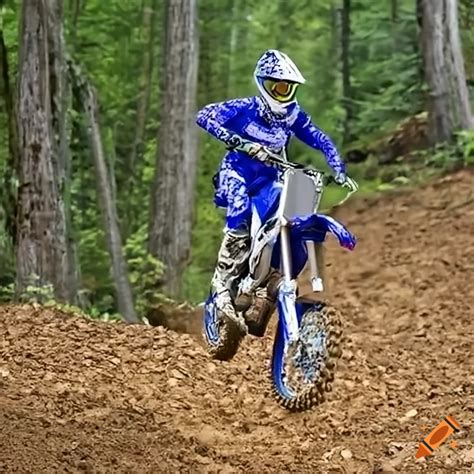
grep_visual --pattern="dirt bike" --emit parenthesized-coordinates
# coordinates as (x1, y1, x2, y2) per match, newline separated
(202, 151, 358, 411)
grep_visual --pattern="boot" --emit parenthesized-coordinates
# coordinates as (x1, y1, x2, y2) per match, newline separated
(212, 230, 250, 333)
(266, 269, 283, 301)
(235, 266, 282, 313)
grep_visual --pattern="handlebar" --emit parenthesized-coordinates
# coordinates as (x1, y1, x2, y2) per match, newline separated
(263, 149, 358, 195)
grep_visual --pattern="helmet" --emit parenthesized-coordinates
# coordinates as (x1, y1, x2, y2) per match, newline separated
(254, 50, 306, 114)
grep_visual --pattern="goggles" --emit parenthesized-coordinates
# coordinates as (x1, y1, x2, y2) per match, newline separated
(262, 79, 299, 103)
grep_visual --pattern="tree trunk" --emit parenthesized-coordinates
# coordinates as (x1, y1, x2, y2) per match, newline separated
(391, 0, 398, 23)
(230, 0, 250, 97)
(276, 0, 292, 50)
(227, 0, 239, 95)
(125, 0, 158, 226)
(445, 0, 474, 130)
(68, 0, 84, 47)
(341, 0, 353, 144)
(47, 0, 80, 303)
(220, 0, 235, 97)
(419, 0, 473, 145)
(128, 0, 158, 174)
(148, 0, 199, 297)
(420, 0, 453, 143)
(47, 0, 68, 180)
(70, 62, 141, 323)
(0, 25, 19, 245)
(16, 0, 71, 301)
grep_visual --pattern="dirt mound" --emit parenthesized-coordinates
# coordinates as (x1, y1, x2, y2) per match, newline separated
(1, 169, 473, 473)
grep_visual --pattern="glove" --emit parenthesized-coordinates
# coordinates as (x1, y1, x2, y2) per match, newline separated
(335, 170, 358, 192)
(252, 147, 271, 162)
(334, 170, 347, 185)
(334, 171, 359, 192)
(226, 134, 270, 162)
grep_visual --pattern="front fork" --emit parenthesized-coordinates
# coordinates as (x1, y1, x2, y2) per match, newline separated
(278, 224, 324, 342)
(278, 224, 299, 342)
(306, 241, 324, 292)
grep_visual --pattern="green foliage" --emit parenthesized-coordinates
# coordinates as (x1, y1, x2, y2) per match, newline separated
(349, 0, 423, 142)
(76, 215, 114, 310)
(42, 300, 123, 323)
(460, 0, 474, 86)
(0, 0, 473, 311)
(15, 277, 55, 304)
(424, 130, 474, 169)
(458, 129, 474, 164)
(357, 130, 474, 192)
(0, 282, 14, 302)
(125, 224, 165, 314)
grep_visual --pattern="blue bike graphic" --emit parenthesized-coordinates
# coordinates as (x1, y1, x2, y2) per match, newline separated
(203, 154, 357, 411)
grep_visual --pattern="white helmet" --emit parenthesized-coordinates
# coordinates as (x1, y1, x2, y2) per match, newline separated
(254, 50, 306, 114)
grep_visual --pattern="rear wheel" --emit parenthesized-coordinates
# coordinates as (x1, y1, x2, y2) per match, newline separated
(271, 302, 343, 411)
(202, 293, 244, 361)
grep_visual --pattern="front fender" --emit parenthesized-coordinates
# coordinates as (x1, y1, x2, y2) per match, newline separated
(270, 214, 356, 279)
(293, 214, 357, 250)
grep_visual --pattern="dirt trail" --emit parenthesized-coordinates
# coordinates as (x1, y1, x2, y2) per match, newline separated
(1, 169, 473, 473)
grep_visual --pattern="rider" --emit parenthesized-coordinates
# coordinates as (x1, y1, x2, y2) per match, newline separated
(196, 49, 347, 329)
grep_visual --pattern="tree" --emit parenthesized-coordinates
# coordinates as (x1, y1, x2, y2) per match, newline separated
(47, 0, 80, 302)
(419, 0, 473, 144)
(0, 13, 19, 245)
(16, 0, 74, 302)
(341, 0, 353, 144)
(391, 0, 398, 23)
(70, 62, 141, 324)
(2, 0, 473, 309)
(148, 0, 199, 297)
(125, 0, 159, 220)
(445, 0, 473, 130)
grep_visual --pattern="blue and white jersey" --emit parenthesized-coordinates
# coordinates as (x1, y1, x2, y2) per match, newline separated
(196, 96, 345, 230)
(196, 96, 344, 174)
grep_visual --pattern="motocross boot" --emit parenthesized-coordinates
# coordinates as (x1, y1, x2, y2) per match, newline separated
(242, 269, 282, 337)
(266, 268, 283, 301)
(212, 230, 250, 333)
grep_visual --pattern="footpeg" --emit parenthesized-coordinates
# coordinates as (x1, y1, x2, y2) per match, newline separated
(311, 277, 324, 292)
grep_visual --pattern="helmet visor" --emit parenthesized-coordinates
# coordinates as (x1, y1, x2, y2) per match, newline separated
(263, 79, 299, 103)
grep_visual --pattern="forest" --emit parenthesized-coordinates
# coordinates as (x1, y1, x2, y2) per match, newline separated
(0, 0, 473, 322)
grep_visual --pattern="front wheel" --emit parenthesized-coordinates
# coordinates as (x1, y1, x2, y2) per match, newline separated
(271, 302, 343, 411)
(202, 292, 244, 361)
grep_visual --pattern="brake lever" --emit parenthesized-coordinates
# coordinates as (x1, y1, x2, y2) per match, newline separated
(343, 176, 359, 193)
(264, 152, 295, 171)
(266, 156, 292, 170)
(264, 151, 330, 183)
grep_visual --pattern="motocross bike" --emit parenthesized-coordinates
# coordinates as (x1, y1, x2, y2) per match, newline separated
(202, 152, 358, 411)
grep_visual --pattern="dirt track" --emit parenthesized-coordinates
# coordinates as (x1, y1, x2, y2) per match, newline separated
(1, 169, 473, 473)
